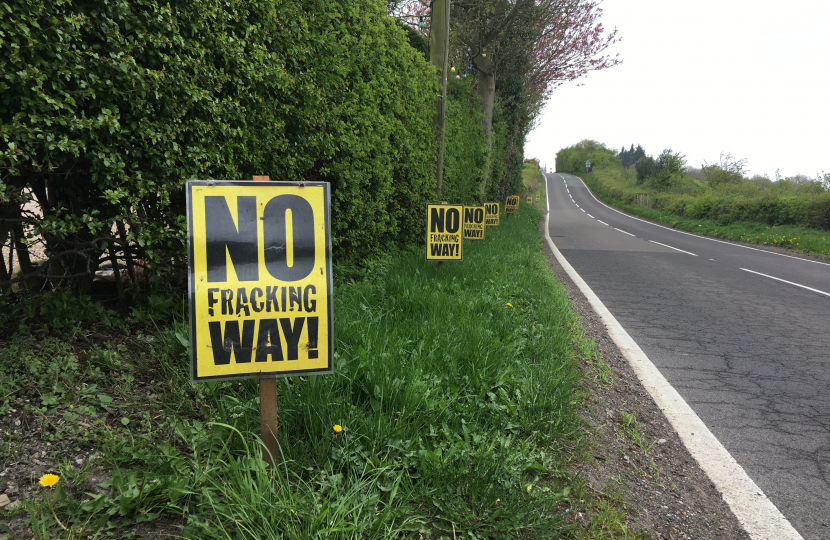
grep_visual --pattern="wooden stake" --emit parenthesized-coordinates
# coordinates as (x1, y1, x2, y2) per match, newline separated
(255, 175, 280, 469)
(260, 377, 279, 467)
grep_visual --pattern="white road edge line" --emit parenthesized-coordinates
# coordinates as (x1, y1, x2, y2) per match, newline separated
(739, 268, 830, 298)
(597, 220, 609, 226)
(649, 240, 698, 256)
(544, 174, 803, 540)
(564, 174, 830, 267)
(614, 227, 635, 236)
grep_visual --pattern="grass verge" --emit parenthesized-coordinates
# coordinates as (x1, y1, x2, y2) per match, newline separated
(0, 198, 648, 539)
(577, 173, 830, 257)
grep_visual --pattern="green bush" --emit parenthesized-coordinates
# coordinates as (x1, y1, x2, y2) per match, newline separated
(555, 140, 619, 174)
(441, 80, 487, 204)
(1, 0, 439, 292)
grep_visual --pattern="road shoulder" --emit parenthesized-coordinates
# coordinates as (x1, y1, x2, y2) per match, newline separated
(539, 220, 751, 540)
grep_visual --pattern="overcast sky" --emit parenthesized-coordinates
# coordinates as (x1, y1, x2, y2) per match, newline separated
(525, 0, 830, 179)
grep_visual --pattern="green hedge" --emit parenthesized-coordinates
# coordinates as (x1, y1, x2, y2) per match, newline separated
(1, 0, 438, 290)
(440, 80, 487, 204)
(587, 167, 830, 231)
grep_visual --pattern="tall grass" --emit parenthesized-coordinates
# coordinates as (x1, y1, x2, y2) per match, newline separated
(35, 200, 586, 539)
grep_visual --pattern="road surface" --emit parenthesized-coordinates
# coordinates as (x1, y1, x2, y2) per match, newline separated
(545, 172, 830, 540)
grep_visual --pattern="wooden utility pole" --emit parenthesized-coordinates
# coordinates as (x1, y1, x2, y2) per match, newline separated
(253, 174, 279, 469)
(430, 0, 450, 200)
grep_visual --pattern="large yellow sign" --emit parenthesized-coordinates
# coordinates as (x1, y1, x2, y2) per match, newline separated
(505, 196, 519, 214)
(485, 202, 500, 226)
(186, 181, 333, 381)
(426, 204, 463, 260)
(463, 206, 486, 240)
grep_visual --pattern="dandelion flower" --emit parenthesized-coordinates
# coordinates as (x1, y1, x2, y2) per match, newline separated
(39, 474, 59, 488)
(526, 484, 533, 492)
(333, 424, 343, 433)
(506, 303, 513, 308)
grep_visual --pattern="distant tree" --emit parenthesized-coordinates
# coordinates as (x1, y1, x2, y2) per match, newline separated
(654, 149, 686, 189)
(634, 156, 658, 184)
(632, 144, 646, 164)
(702, 152, 747, 188)
(618, 143, 645, 168)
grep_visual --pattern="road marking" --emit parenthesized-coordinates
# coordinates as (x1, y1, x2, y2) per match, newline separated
(565, 174, 830, 268)
(597, 220, 609, 226)
(649, 240, 698, 256)
(575, 204, 579, 208)
(581, 208, 586, 212)
(544, 174, 804, 540)
(740, 268, 830, 298)
(587, 214, 594, 218)
(615, 228, 635, 236)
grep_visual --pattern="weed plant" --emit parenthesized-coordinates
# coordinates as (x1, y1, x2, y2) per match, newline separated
(19, 202, 590, 539)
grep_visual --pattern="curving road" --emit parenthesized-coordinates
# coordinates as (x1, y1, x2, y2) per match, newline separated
(545, 172, 830, 540)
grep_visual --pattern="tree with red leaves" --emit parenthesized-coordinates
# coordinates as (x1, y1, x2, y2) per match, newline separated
(449, 0, 621, 191)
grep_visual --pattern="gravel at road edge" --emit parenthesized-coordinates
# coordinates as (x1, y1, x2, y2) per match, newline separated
(539, 221, 752, 540)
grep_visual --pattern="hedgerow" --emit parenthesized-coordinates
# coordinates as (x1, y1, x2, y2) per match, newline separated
(1, 0, 439, 291)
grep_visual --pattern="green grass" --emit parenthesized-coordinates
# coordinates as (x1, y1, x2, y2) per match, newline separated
(578, 173, 830, 257)
(7, 201, 652, 539)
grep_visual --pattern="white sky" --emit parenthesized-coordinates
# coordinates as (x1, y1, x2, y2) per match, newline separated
(525, 0, 830, 179)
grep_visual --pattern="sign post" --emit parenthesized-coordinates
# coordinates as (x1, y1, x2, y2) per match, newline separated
(186, 177, 333, 470)
(484, 202, 500, 226)
(462, 206, 486, 240)
(585, 160, 591, 173)
(505, 195, 519, 219)
(426, 203, 463, 264)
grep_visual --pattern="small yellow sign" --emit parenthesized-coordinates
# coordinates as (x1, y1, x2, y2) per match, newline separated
(485, 202, 500, 226)
(426, 204, 463, 261)
(505, 196, 519, 214)
(536, 193, 540, 202)
(526, 196, 532, 204)
(463, 206, 486, 240)
(186, 181, 333, 381)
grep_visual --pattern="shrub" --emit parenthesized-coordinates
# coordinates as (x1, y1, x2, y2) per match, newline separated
(1, 0, 439, 292)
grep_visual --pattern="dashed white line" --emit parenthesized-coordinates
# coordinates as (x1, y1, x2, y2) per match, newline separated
(649, 240, 698, 256)
(575, 204, 579, 208)
(740, 268, 830, 298)
(544, 174, 804, 540)
(587, 214, 594, 218)
(563, 174, 830, 268)
(581, 208, 586, 213)
(597, 220, 609, 226)
(615, 228, 635, 236)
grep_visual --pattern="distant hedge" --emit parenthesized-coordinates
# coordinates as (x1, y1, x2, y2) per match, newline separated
(1, 0, 438, 291)
(587, 168, 830, 231)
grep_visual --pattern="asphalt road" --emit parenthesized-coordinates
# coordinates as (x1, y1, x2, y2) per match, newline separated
(544, 172, 830, 540)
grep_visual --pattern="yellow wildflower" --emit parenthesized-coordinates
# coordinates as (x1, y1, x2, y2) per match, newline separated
(333, 424, 343, 433)
(506, 303, 513, 308)
(39, 474, 60, 488)
(526, 484, 533, 492)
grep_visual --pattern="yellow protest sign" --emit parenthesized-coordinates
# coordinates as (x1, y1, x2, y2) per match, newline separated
(505, 195, 519, 214)
(536, 193, 540, 202)
(462, 206, 486, 240)
(526, 196, 532, 204)
(485, 202, 500, 226)
(426, 204, 463, 260)
(186, 181, 333, 381)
